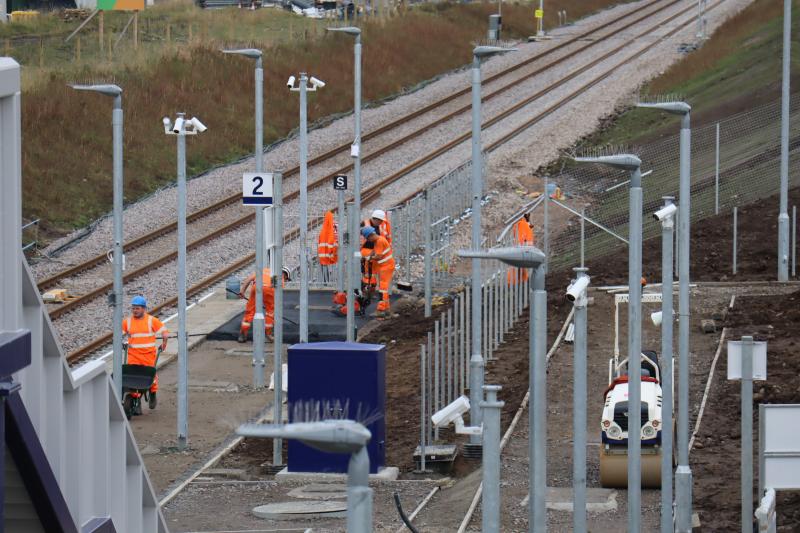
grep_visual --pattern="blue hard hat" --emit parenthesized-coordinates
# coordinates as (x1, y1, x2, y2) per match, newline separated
(131, 295, 147, 308)
(361, 226, 376, 238)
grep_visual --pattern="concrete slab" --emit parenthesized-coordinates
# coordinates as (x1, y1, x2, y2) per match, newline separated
(274, 466, 400, 483)
(520, 487, 618, 513)
(287, 483, 348, 500)
(251, 501, 347, 520)
(183, 380, 239, 393)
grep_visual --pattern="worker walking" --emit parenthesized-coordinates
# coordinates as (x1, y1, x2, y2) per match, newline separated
(122, 296, 168, 411)
(508, 212, 535, 284)
(238, 267, 275, 343)
(361, 226, 395, 316)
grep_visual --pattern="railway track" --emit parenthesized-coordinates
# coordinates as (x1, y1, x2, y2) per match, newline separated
(64, 0, 712, 364)
(39, 0, 671, 295)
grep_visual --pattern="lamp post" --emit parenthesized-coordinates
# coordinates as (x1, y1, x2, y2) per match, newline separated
(163, 113, 207, 449)
(574, 153, 643, 531)
(70, 83, 124, 397)
(468, 45, 514, 454)
(222, 48, 270, 388)
(288, 73, 325, 344)
(459, 246, 546, 533)
(637, 100, 693, 532)
(779, 0, 792, 282)
(238, 420, 373, 532)
(327, 26, 361, 333)
(567, 267, 589, 533)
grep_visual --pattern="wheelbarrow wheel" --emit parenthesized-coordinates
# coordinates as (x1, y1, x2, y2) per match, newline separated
(123, 394, 134, 420)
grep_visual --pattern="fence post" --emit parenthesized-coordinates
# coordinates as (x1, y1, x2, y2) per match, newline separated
(580, 206, 585, 268)
(792, 205, 796, 278)
(420, 344, 427, 472)
(715, 122, 720, 215)
(424, 191, 432, 317)
(428, 332, 434, 442)
(733, 206, 738, 275)
(741, 336, 754, 533)
(433, 320, 440, 441)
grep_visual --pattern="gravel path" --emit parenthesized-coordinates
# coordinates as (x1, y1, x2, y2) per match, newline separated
(47, 0, 754, 356)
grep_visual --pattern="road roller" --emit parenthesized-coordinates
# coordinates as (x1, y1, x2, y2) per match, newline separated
(599, 350, 664, 488)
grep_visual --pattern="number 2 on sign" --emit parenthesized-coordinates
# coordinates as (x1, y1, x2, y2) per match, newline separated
(252, 176, 264, 195)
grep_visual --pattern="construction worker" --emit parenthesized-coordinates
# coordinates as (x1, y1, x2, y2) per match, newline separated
(508, 212, 536, 285)
(238, 267, 275, 343)
(359, 210, 392, 289)
(122, 296, 168, 411)
(361, 226, 395, 316)
(369, 209, 392, 246)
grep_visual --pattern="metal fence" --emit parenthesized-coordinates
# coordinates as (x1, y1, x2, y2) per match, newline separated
(545, 96, 800, 273)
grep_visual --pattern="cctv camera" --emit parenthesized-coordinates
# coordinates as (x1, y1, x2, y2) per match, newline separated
(431, 396, 470, 428)
(653, 203, 677, 222)
(190, 117, 207, 133)
(287, 75, 296, 89)
(310, 76, 326, 89)
(651, 311, 663, 327)
(162, 117, 172, 134)
(566, 275, 590, 302)
(172, 117, 185, 134)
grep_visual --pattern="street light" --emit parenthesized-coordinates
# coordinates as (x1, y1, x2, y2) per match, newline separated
(163, 113, 206, 450)
(573, 153, 644, 532)
(637, 100, 693, 532)
(779, 0, 792, 282)
(326, 26, 361, 340)
(221, 48, 271, 391)
(238, 420, 372, 532)
(568, 267, 589, 533)
(468, 45, 515, 458)
(69, 83, 124, 398)
(288, 73, 324, 344)
(458, 245, 546, 533)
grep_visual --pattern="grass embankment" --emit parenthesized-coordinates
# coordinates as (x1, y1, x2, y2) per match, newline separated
(12, 0, 627, 237)
(589, 0, 800, 146)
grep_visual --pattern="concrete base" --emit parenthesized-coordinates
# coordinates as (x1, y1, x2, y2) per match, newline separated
(252, 500, 347, 520)
(521, 487, 618, 513)
(274, 466, 399, 483)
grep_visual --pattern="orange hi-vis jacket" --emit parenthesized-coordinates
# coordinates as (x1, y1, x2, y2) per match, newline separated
(122, 313, 167, 366)
(318, 211, 338, 266)
(362, 235, 395, 272)
(512, 218, 535, 245)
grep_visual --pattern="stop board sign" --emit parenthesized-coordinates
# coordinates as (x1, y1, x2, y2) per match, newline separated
(243, 173, 274, 206)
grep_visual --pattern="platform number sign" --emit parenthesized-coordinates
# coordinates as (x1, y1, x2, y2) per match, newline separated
(243, 172, 274, 206)
(333, 174, 348, 191)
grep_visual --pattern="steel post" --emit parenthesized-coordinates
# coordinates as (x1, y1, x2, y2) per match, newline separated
(298, 75, 310, 343)
(424, 191, 432, 317)
(253, 58, 266, 388)
(482, 385, 504, 533)
(420, 344, 427, 472)
(572, 267, 589, 533)
(660, 198, 675, 533)
(176, 120, 189, 450)
(405, 205, 411, 283)
(337, 190, 346, 293)
(627, 169, 643, 532)
(733, 206, 738, 275)
(715, 122, 720, 215)
(676, 112, 694, 533)
(272, 173, 284, 466)
(448, 308, 454, 401)
(580, 206, 585, 269)
(741, 336, 754, 533)
(470, 56, 485, 443)
(112, 96, 124, 398)
(530, 265, 547, 533)
(544, 175, 549, 273)
(793, 205, 797, 278)
(434, 319, 440, 417)
(537, 0, 544, 36)
(349, 35, 363, 325)
(346, 202, 356, 341)
(779, 0, 791, 281)
(346, 446, 372, 533)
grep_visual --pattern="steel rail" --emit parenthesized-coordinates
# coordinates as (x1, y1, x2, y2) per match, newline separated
(38, 0, 667, 292)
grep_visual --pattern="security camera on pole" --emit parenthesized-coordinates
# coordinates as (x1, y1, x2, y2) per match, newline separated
(69, 83, 124, 398)
(467, 45, 515, 458)
(326, 26, 361, 340)
(574, 152, 643, 532)
(163, 113, 207, 450)
(222, 48, 270, 389)
(288, 73, 325, 344)
(637, 99, 693, 532)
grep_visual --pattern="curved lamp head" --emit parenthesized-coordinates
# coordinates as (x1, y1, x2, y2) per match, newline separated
(458, 246, 545, 268)
(573, 154, 641, 171)
(221, 48, 263, 60)
(237, 419, 371, 454)
(636, 101, 691, 116)
(326, 26, 361, 36)
(69, 83, 122, 98)
(473, 45, 517, 59)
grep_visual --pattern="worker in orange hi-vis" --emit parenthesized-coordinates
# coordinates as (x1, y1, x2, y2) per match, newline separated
(318, 211, 338, 267)
(508, 212, 536, 285)
(238, 267, 275, 343)
(358, 209, 392, 292)
(361, 226, 395, 316)
(122, 295, 168, 411)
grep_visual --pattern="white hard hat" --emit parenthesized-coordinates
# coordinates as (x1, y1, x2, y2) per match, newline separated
(371, 209, 386, 221)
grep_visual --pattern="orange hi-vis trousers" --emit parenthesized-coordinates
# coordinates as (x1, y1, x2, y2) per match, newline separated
(240, 284, 275, 336)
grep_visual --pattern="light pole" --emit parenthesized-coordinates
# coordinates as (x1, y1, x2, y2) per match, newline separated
(459, 246, 546, 533)
(327, 26, 361, 331)
(468, 45, 514, 454)
(163, 113, 207, 449)
(567, 267, 589, 533)
(779, 0, 791, 282)
(574, 153, 643, 531)
(288, 73, 325, 344)
(654, 196, 676, 533)
(537, 0, 545, 38)
(239, 420, 373, 532)
(222, 48, 269, 388)
(638, 100, 693, 532)
(69, 83, 124, 398)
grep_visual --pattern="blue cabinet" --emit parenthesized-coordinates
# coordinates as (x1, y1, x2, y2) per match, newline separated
(287, 341, 386, 473)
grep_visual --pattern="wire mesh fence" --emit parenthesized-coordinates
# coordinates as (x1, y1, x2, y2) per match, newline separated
(546, 96, 800, 273)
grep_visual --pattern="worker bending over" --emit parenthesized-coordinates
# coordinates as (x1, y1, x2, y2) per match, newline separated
(122, 296, 168, 411)
(238, 267, 275, 343)
(508, 212, 535, 284)
(361, 226, 395, 316)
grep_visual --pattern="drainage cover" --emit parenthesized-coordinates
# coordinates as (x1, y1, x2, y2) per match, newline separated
(287, 483, 348, 500)
(252, 501, 347, 520)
